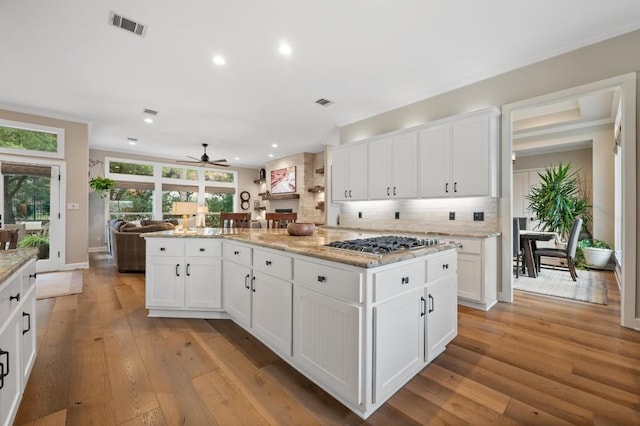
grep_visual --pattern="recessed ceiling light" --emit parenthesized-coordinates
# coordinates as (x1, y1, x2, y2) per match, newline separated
(234, 157, 240, 160)
(144, 117, 153, 124)
(268, 154, 274, 158)
(278, 41, 292, 56)
(127, 137, 137, 145)
(271, 143, 278, 148)
(212, 55, 226, 66)
(129, 141, 136, 145)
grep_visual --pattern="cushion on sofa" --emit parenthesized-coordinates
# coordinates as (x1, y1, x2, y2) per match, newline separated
(140, 219, 179, 226)
(120, 223, 175, 233)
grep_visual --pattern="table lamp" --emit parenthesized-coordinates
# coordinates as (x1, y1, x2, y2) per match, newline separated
(172, 202, 199, 233)
(197, 205, 208, 227)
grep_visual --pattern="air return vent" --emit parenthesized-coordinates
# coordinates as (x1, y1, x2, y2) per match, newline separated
(315, 98, 334, 107)
(109, 11, 147, 37)
(143, 108, 158, 115)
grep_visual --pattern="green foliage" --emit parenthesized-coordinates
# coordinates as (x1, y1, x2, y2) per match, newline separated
(89, 177, 116, 198)
(578, 239, 612, 250)
(0, 126, 57, 152)
(109, 161, 153, 176)
(526, 163, 591, 241)
(18, 234, 49, 248)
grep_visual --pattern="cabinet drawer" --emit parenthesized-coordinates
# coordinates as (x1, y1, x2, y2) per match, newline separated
(294, 259, 362, 303)
(0, 272, 21, 325)
(372, 260, 424, 303)
(452, 238, 481, 255)
(426, 250, 457, 283)
(223, 241, 252, 265)
(253, 248, 292, 280)
(146, 239, 183, 257)
(185, 239, 221, 257)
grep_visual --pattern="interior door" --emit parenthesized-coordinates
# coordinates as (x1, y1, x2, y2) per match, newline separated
(0, 161, 60, 272)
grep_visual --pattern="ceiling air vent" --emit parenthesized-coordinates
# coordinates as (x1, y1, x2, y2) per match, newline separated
(127, 137, 138, 142)
(143, 108, 158, 115)
(315, 98, 334, 107)
(109, 11, 147, 37)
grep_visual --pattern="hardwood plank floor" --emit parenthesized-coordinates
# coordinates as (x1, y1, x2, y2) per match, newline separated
(15, 254, 640, 425)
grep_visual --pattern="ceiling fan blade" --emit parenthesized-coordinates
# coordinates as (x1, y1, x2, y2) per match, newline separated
(210, 159, 227, 163)
(176, 159, 203, 164)
(187, 155, 201, 161)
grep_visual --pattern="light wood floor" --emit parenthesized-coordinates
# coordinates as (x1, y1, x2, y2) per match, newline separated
(16, 254, 640, 425)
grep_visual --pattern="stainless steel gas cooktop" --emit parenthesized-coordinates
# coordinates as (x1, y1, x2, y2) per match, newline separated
(325, 235, 443, 255)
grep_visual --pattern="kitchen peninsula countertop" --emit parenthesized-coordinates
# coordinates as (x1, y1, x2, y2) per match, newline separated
(0, 248, 38, 284)
(142, 227, 458, 268)
(321, 226, 501, 239)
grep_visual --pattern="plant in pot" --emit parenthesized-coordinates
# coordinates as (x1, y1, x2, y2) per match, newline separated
(18, 234, 50, 259)
(526, 163, 591, 244)
(578, 239, 613, 269)
(89, 176, 116, 198)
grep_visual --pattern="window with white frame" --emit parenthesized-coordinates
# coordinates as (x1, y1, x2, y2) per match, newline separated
(0, 119, 65, 159)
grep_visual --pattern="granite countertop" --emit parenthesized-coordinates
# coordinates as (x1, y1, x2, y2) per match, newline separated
(320, 226, 501, 239)
(142, 227, 458, 268)
(0, 248, 38, 284)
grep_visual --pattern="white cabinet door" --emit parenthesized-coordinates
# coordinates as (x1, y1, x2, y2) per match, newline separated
(21, 288, 37, 385)
(391, 131, 418, 199)
(331, 147, 349, 202)
(222, 260, 252, 328)
(456, 252, 481, 301)
(185, 258, 222, 309)
(451, 113, 490, 197)
(0, 312, 21, 426)
(367, 137, 392, 200)
(293, 286, 362, 405)
(373, 286, 424, 403)
(146, 256, 184, 308)
(425, 274, 457, 362)
(348, 143, 368, 200)
(251, 271, 292, 356)
(418, 124, 450, 197)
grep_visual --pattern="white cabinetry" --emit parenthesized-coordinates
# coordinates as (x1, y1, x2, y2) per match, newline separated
(331, 142, 368, 202)
(0, 257, 37, 426)
(223, 242, 293, 357)
(425, 251, 458, 362)
(450, 237, 497, 311)
(368, 131, 418, 200)
(145, 238, 223, 318)
(418, 108, 499, 198)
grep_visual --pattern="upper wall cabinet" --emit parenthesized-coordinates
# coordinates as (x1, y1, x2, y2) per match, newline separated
(419, 108, 500, 198)
(331, 142, 368, 202)
(368, 131, 418, 200)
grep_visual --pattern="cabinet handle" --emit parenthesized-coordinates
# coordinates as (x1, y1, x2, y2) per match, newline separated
(393, 186, 396, 196)
(445, 182, 449, 193)
(160, 247, 166, 251)
(454, 182, 458, 193)
(199, 248, 205, 252)
(186, 264, 191, 276)
(0, 348, 9, 385)
(420, 297, 426, 317)
(387, 187, 390, 196)
(344, 190, 348, 198)
(428, 294, 434, 313)
(0, 360, 4, 390)
(251, 276, 256, 293)
(265, 260, 272, 266)
(244, 274, 250, 289)
(234, 250, 240, 255)
(401, 276, 410, 285)
(317, 275, 326, 282)
(22, 312, 31, 335)
(349, 190, 352, 198)
(9, 293, 20, 302)
(29, 273, 37, 279)
(442, 263, 449, 270)
(175, 264, 180, 277)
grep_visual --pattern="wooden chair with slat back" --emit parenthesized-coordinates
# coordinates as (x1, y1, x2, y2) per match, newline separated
(0, 229, 19, 250)
(265, 212, 297, 229)
(220, 212, 251, 229)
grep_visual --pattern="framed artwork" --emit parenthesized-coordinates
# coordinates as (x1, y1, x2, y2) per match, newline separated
(270, 166, 296, 194)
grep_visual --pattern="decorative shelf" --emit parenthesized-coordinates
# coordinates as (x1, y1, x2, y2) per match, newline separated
(262, 193, 300, 201)
(258, 192, 268, 197)
(308, 186, 325, 193)
(254, 178, 266, 184)
(315, 205, 325, 211)
(254, 206, 267, 210)
(315, 167, 325, 175)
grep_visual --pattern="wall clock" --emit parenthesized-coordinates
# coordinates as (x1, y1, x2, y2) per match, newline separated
(240, 191, 251, 210)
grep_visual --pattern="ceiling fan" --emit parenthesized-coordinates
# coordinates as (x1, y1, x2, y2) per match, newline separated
(177, 143, 228, 167)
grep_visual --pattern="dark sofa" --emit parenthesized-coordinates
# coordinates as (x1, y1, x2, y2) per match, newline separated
(107, 219, 177, 272)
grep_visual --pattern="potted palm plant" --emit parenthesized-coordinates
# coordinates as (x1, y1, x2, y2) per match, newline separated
(526, 163, 591, 242)
(578, 239, 613, 269)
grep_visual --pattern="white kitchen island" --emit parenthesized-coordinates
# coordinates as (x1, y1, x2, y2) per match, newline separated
(143, 228, 458, 419)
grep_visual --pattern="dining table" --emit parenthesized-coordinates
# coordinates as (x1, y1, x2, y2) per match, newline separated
(519, 231, 557, 277)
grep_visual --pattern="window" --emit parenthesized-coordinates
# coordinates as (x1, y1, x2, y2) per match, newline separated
(109, 184, 154, 221)
(109, 161, 153, 177)
(205, 170, 234, 183)
(162, 166, 198, 180)
(0, 119, 64, 158)
(161, 184, 198, 220)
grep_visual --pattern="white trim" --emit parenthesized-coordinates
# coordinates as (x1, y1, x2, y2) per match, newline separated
(0, 118, 65, 159)
(0, 103, 92, 125)
(500, 73, 637, 330)
(61, 262, 89, 270)
(88, 246, 108, 253)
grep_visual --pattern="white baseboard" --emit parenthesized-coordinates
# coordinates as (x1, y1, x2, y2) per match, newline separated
(88, 246, 108, 253)
(62, 262, 89, 270)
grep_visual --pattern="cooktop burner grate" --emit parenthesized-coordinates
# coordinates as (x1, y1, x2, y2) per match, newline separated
(325, 235, 442, 255)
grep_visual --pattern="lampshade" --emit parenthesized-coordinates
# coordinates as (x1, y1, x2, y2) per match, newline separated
(172, 202, 199, 215)
(197, 205, 208, 227)
(197, 206, 209, 214)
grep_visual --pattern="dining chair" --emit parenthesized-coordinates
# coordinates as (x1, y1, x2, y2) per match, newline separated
(0, 229, 19, 250)
(265, 212, 297, 229)
(512, 218, 524, 278)
(220, 212, 251, 229)
(534, 217, 583, 281)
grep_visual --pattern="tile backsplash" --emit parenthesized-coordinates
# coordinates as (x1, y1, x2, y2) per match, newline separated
(338, 197, 499, 233)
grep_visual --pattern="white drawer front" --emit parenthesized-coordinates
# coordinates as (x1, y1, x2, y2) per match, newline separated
(372, 260, 424, 303)
(185, 239, 221, 257)
(452, 238, 482, 255)
(426, 250, 457, 283)
(223, 241, 252, 266)
(146, 239, 183, 257)
(0, 273, 21, 325)
(21, 258, 37, 292)
(294, 259, 362, 303)
(253, 248, 292, 280)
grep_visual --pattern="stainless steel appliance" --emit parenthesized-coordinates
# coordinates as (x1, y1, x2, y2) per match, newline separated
(325, 235, 443, 255)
